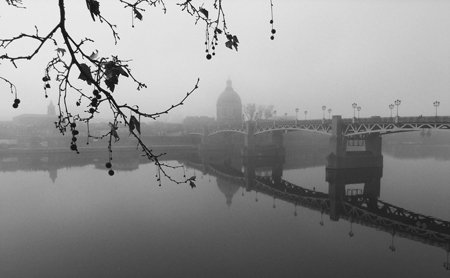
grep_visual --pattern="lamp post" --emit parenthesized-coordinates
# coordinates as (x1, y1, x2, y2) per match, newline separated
(434, 101, 440, 117)
(322, 106, 326, 119)
(273, 110, 277, 125)
(394, 99, 401, 123)
(284, 112, 287, 121)
(394, 99, 401, 117)
(328, 108, 332, 120)
(304, 110, 307, 120)
(295, 108, 299, 124)
(352, 103, 357, 123)
(389, 104, 394, 118)
(357, 106, 361, 119)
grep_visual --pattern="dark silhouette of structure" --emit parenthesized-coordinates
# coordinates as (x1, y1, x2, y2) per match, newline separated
(216, 79, 242, 124)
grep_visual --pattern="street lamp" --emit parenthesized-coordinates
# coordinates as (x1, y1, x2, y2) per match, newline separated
(394, 99, 401, 117)
(295, 108, 299, 124)
(434, 101, 440, 117)
(322, 105, 326, 119)
(352, 103, 357, 118)
(389, 104, 394, 118)
(328, 108, 332, 120)
(273, 110, 277, 125)
(357, 106, 361, 119)
(284, 112, 287, 121)
(304, 110, 307, 120)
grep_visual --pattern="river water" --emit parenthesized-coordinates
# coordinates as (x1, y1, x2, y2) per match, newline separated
(0, 143, 449, 278)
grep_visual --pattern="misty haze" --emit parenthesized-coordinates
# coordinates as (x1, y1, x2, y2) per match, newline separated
(1, 1, 450, 277)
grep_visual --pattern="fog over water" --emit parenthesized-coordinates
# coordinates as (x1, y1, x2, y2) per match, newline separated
(2, 1, 450, 277)
(0, 138, 449, 277)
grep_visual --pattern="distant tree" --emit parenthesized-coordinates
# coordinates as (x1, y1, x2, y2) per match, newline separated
(0, 0, 248, 184)
(257, 105, 265, 120)
(263, 105, 275, 119)
(243, 103, 257, 121)
(244, 104, 275, 120)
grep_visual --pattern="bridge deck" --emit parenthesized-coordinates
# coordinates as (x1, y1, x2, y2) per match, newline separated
(188, 115, 450, 136)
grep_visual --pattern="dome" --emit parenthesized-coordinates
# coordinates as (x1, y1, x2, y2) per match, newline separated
(216, 79, 242, 107)
(216, 79, 242, 122)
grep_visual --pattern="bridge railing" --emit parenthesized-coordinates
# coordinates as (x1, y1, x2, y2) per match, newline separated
(186, 116, 450, 134)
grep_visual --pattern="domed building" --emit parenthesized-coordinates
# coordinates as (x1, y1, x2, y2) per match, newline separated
(216, 79, 242, 123)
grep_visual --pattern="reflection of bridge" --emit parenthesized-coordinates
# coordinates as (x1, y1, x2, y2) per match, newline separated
(185, 155, 450, 253)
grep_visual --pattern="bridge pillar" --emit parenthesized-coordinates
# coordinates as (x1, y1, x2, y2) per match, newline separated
(223, 132, 233, 149)
(272, 131, 283, 148)
(327, 115, 347, 168)
(365, 134, 382, 157)
(243, 156, 256, 191)
(328, 178, 345, 221)
(365, 134, 383, 167)
(271, 130, 285, 156)
(202, 126, 209, 144)
(271, 156, 284, 185)
(201, 154, 210, 176)
(364, 177, 381, 210)
(241, 121, 256, 156)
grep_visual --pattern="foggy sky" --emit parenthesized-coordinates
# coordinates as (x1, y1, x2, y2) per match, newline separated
(1, 0, 450, 122)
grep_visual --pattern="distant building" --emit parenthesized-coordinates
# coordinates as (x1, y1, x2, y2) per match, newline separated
(216, 79, 242, 123)
(12, 101, 56, 128)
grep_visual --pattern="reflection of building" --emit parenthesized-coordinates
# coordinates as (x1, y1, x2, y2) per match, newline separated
(216, 79, 242, 123)
(217, 178, 241, 207)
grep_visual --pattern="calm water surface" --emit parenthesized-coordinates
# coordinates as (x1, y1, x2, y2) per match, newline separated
(0, 147, 449, 278)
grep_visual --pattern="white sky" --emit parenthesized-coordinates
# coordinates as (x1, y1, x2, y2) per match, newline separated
(1, 0, 450, 122)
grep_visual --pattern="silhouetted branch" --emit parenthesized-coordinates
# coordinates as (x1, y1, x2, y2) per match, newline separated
(0, 0, 205, 185)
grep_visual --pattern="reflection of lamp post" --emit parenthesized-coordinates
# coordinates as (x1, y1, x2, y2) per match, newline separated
(357, 106, 361, 119)
(322, 105, 326, 119)
(304, 111, 307, 120)
(273, 110, 277, 125)
(295, 108, 299, 124)
(389, 230, 396, 252)
(444, 243, 450, 270)
(328, 108, 332, 120)
(349, 220, 354, 237)
(434, 101, 440, 117)
(389, 104, 394, 118)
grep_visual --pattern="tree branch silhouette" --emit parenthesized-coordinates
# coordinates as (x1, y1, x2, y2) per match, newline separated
(1, 0, 223, 186)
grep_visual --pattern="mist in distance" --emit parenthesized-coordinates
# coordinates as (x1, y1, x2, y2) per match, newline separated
(1, 0, 449, 122)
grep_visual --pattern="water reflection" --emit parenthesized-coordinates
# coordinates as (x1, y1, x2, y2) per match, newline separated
(1, 144, 450, 275)
(186, 148, 450, 272)
(0, 148, 196, 183)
